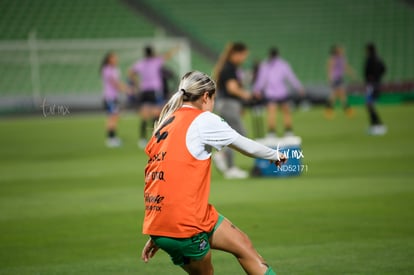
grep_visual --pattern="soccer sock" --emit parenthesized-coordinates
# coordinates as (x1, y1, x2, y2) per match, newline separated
(140, 120, 147, 139)
(107, 129, 115, 138)
(264, 267, 276, 275)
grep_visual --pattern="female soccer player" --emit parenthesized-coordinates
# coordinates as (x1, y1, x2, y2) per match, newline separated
(100, 51, 129, 148)
(325, 45, 355, 119)
(128, 46, 179, 148)
(364, 43, 387, 135)
(212, 42, 252, 179)
(141, 71, 286, 275)
(253, 47, 304, 137)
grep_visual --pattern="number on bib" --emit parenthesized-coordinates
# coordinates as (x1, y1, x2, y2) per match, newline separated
(154, 116, 175, 143)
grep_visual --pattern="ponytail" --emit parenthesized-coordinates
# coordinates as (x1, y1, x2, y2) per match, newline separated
(153, 71, 216, 134)
(100, 51, 114, 75)
(153, 90, 184, 133)
(212, 42, 247, 84)
(212, 42, 234, 84)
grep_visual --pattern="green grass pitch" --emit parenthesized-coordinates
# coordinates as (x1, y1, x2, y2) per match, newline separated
(0, 105, 413, 274)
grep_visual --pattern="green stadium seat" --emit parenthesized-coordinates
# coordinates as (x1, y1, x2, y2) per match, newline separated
(139, 0, 414, 83)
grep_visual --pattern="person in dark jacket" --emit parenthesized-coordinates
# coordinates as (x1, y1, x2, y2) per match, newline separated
(364, 43, 387, 135)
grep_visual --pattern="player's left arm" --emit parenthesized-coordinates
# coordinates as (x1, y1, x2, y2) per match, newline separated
(109, 75, 130, 94)
(229, 136, 287, 166)
(198, 112, 287, 165)
(286, 64, 305, 96)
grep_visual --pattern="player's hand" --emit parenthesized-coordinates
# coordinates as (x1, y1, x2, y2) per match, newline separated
(141, 238, 159, 263)
(271, 153, 288, 167)
(242, 92, 253, 101)
(253, 91, 262, 99)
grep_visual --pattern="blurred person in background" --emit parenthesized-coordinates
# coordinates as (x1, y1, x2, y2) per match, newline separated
(161, 66, 178, 101)
(364, 43, 387, 135)
(249, 58, 266, 139)
(129, 46, 179, 148)
(253, 47, 304, 137)
(100, 51, 129, 148)
(325, 45, 355, 119)
(212, 42, 253, 179)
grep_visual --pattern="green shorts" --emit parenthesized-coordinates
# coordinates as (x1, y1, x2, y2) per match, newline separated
(151, 214, 225, 266)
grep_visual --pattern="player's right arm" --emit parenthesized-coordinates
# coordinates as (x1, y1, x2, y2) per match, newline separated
(229, 135, 287, 166)
(226, 79, 252, 101)
(285, 63, 304, 96)
(127, 66, 139, 90)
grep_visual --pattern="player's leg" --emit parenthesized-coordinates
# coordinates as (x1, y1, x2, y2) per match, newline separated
(281, 102, 293, 136)
(150, 104, 162, 129)
(138, 106, 148, 135)
(366, 101, 380, 124)
(106, 113, 117, 139)
(104, 100, 121, 147)
(215, 99, 248, 179)
(210, 218, 276, 275)
(181, 251, 214, 275)
(337, 86, 353, 117)
(138, 104, 152, 147)
(365, 84, 386, 135)
(337, 86, 346, 106)
(328, 85, 336, 107)
(325, 85, 335, 119)
(370, 85, 383, 125)
(333, 88, 341, 106)
(107, 113, 119, 130)
(266, 102, 277, 136)
(149, 90, 162, 125)
(213, 100, 230, 174)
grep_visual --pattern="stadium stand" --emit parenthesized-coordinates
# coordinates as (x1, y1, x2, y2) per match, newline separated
(0, 0, 156, 39)
(0, 0, 156, 101)
(137, 0, 414, 83)
(0, 0, 212, 105)
(0, 0, 412, 112)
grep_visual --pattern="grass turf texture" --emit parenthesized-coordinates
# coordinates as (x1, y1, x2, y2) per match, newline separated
(0, 105, 413, 274)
